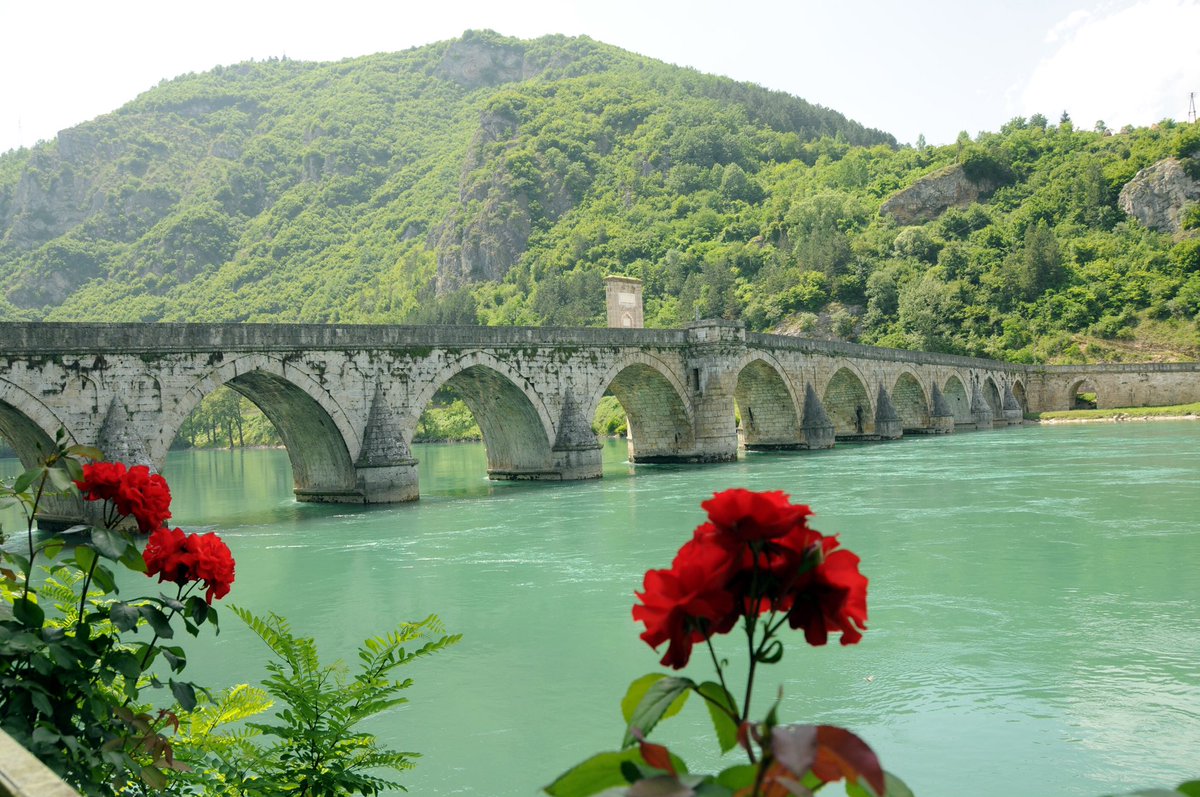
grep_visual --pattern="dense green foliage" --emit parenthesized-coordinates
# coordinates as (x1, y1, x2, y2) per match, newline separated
(1, 31, 1198, 363)
(169, 609, 458, 796)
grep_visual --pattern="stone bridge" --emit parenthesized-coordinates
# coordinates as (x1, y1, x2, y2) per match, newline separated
(1, 322, 1198, 523)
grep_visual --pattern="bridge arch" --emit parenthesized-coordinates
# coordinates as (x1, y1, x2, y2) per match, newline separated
(160, 355, 360, 500)
(983, 376, 1003, 416)
(414, 351, 557, 478)
(1011, 379, 1027, 412)
(590, 352, 694, 462)
(892, 371, 930, 431)
(943, 375, 972, 424)
(822, 365, 874, 437)
(0, 379, 85, 527)
(0, 379, 74, 467)
(729, 353, 803, 449)
(1069, 378, 1099, 409)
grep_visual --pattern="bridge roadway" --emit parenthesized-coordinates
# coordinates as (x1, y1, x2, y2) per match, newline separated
(1, 321, 1198, 522)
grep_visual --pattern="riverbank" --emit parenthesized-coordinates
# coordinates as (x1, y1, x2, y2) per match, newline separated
(1025, 402, 1200, 423)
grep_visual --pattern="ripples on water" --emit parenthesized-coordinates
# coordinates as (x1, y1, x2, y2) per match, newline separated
(2, 422, 1198, 796)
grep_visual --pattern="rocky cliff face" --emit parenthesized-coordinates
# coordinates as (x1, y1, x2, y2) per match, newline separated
(432, 106, 583, 293)
(880, 164, 993, 225)
(1118, 158, 1200, 234)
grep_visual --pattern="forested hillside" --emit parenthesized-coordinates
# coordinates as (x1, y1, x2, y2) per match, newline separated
(1, 30, 1198, 364)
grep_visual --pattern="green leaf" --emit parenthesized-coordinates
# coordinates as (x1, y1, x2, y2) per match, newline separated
(119, 543, 147, 573)
(8, 553, 31, 576)
(170, 679, 197, 711)
(65, 444, 104, 462)
(161, 645, 187, 672)
(74, 545, 97, 573)
(187, 596, 209, 626)
(1178, 782, 1200, 797)
(12, 596, 44, 627)
(61, 456, 84, 483)
(39, 539, 65, 560)
(714, 765, 757, 789)
(882, 771, 915, 797)
(139, 605, 174, 639)
(30, 689, 54, 717)
(697, 682, 739, 754)
(45, 465, 75, 492)
(90, 526, 130, 561)
(109, 602, 140, 632)
(91, 564, 117, 594)
(13, 469, 38, 495)
(545, 749, 646, 797)
(110, 650, 143, 682)
(623, 673, 669, 723)
(31, 727, 60, 747)
(623, 676, 694, 748)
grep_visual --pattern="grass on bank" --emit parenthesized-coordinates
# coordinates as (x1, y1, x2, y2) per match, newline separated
(1026, 402, 1200, 421)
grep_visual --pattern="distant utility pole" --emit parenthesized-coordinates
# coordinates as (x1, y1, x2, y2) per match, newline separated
(1190, 92, 1197, 124)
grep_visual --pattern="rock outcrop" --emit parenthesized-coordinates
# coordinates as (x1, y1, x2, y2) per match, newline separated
(1118, 158, 1200, 234)
(432, 105, 583, 293)
(880, 164, 993, 226)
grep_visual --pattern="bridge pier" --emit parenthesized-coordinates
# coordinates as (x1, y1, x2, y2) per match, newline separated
(354, 460, 420, 503)
(1002, 384, 1024, 425)
(874, 385, 903, 440)
(928, 384, 956, 434)
(970, 382, 994, 429)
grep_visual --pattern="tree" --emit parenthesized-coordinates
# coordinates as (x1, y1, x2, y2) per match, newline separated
(1017, 220, 1063, 300)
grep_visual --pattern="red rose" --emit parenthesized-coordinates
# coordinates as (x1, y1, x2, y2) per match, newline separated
(785, 537, 868, 647)
(633, 534, 739, 669)
(762, 525, 826, 598)
(189, 532, 236, 604)
(143, 527, 195, 584)
(76, 461, 127, 504)
(143, 527, 235, 604)
(76, 461, 171, 532)
(115, 465, 172, 533)
(702, 489, 814, 542)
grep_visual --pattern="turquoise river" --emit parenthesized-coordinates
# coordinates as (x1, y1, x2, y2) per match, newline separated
(3, 422, 1199, 796)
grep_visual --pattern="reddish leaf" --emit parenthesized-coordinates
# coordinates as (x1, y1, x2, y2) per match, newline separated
(769, 724, 818, 777)
(736, 762, 813, 797)
(628, 776, 695, 797)
(640, 740, 677, 775)
(812, 726, 885, 796)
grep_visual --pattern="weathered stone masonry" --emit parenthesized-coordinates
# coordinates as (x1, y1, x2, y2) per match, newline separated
(1, 321, 1197, 524)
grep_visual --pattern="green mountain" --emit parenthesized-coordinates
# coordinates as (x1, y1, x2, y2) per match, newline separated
(1, 30, 1198, 363)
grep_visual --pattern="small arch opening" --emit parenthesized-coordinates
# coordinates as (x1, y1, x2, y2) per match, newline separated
(893, 373, 930, 431)
(1071, 379, 1098, 410)
(823, 368, 873, 438)
(1012, 381, 1028, 413)
(984, 377, 1003, 416)
(603, 363, 693, 462)
(944, 376, 972, 424)
(736, 360, 802, 450)
(430, 365, 554, 479)
(168, 370, 358, 503)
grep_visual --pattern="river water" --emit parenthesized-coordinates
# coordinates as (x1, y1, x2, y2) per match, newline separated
(4, 422, 1199, 795)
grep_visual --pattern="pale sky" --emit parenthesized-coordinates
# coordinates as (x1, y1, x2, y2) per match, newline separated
(1, 0, 1197, 155)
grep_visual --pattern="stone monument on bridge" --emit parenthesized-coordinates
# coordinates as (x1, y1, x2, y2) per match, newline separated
(604, 276, 643, 328)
